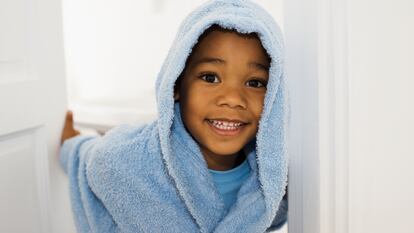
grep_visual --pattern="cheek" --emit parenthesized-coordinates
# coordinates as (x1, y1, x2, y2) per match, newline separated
(249, 93, 266, 120)
(185, 85, 210, 106)
(180, 86, 207, 121)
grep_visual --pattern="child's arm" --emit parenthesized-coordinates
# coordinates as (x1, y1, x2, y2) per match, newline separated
(59, 111, 119, 232)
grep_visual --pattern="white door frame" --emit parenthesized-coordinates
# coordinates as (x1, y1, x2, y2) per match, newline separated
(284, 0, 350, 232)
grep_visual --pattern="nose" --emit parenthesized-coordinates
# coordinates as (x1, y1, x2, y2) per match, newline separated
(216, 84, 247, 110)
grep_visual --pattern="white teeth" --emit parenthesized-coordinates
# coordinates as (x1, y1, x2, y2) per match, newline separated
(209, 120, 243, 130)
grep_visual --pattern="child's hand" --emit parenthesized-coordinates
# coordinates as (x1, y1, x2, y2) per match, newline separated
(61, 110, 81, 145)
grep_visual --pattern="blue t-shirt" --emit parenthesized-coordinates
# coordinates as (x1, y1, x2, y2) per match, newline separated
(208, 158, 251, 212)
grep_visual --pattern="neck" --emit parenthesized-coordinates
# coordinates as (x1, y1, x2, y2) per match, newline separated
(233, 150, 246, 168)
(204, 150, 246, 171)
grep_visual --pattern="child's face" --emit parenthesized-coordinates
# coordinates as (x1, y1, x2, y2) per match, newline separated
(175, 29, 270, 168)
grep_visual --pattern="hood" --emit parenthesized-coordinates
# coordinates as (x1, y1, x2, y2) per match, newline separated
(154, 0, 289, 232)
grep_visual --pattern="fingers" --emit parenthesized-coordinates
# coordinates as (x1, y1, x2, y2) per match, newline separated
(66, 110, 74, 125)
(61, 110, 80, 146)
(65, 110, 79, 132)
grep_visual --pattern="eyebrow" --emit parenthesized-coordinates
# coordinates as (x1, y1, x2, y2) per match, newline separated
(191, 56, 269, 72)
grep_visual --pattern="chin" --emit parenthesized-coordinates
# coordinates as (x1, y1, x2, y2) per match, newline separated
(209, 145, 244, 157)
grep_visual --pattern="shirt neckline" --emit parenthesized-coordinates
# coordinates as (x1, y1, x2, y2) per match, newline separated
(208, 158, 249, 174)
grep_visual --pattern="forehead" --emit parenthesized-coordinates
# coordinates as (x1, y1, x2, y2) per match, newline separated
(186, 28, 270, 66)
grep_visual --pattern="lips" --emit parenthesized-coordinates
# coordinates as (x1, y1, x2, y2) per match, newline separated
(206, 119, 247, 136)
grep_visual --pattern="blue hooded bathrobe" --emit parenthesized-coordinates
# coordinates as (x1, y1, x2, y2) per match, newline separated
(60, 0, 289, 232)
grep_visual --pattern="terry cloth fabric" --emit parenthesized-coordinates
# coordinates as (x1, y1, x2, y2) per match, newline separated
(208, 156, 251, 213)
(59, 0, 290, 232)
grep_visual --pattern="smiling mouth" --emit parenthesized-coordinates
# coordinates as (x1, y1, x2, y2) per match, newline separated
(206, 119, 247, 136)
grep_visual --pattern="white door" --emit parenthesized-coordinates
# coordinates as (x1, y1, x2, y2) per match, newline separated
(0, 0, 75, 232)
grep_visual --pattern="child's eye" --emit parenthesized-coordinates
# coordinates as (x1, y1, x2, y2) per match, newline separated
(200, 73, 219, 83)
(246, 79, 267, 88)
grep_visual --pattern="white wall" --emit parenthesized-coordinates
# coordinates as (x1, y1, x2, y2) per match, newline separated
(347, 1, 414, 232)
(62, 0, 284, 132)
(284, 0, 414, 232)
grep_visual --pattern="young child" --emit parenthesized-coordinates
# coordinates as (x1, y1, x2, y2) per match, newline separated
(60, 0, 289, 232)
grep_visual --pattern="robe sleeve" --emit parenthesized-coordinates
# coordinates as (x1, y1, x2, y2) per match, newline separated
(59, 135, 120, 233)
(266, 194, 288, 232)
